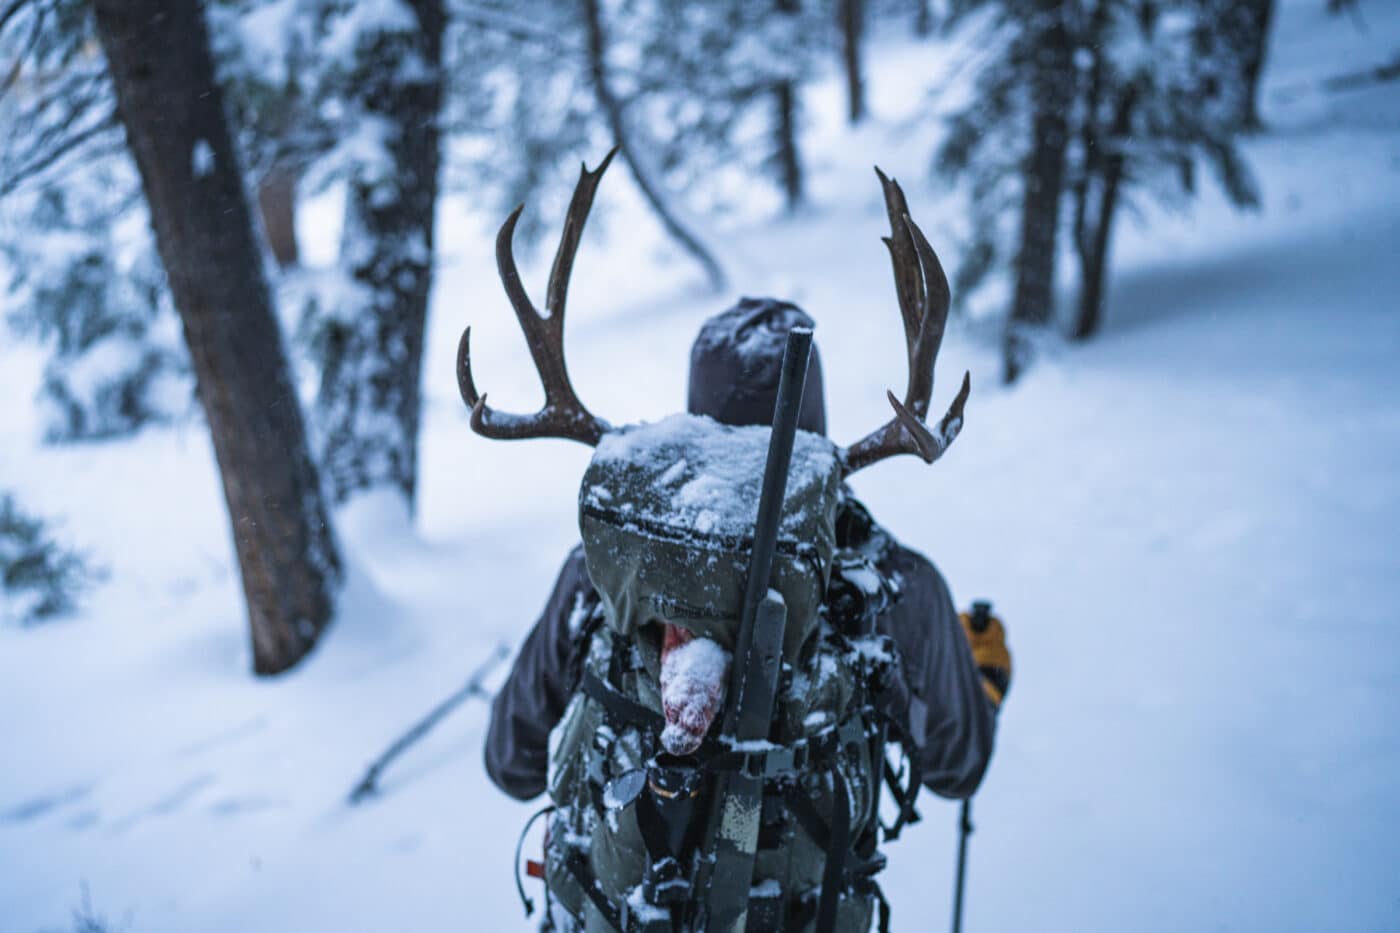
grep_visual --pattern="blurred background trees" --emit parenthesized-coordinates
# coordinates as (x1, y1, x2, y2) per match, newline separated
(0, 0, 1295, 667)
(937, 0, 1262, 380)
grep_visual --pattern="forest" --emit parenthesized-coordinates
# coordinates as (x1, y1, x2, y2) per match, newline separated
(1, 0, 1397, 930)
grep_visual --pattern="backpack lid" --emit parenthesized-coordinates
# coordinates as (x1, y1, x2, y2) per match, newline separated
(579, 413, 841, 666)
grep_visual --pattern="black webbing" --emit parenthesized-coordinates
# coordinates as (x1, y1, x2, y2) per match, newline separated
(582, 668, 665, 732)
(816, 766, 851, 933)
(875, 711, 922, 839)
(564, 849, 626, 933)
(783, 783, 832, 851)
(869, 879, 892, 933)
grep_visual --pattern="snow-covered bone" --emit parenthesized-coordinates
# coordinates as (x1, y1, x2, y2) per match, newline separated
(659, 624, 731, 756)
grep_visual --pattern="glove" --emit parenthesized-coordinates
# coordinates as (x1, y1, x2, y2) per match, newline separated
(960, 603, 1012, 709)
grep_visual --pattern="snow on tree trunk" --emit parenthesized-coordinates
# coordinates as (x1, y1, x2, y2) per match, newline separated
(91, 0, 341, 675)
(315, 0, 445, 509)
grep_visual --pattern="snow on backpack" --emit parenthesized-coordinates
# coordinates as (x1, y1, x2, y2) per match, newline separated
(455, 151, 969, 933)
(539, 414, 931, 933)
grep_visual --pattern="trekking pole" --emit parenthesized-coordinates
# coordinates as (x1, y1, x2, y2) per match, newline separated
(951, 599, 992, 933)
(952, 798, 973, 933)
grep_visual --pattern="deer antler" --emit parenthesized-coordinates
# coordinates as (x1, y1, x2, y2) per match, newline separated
(842, 169, 971, 475)
(457, 147, 619, 446)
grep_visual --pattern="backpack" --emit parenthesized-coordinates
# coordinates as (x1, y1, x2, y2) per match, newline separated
(538, 414, 921, 933)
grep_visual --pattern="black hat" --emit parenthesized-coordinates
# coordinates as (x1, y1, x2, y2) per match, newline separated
(686, 297, 827, 435)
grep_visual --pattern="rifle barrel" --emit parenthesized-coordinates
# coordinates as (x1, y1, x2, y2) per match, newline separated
(722, 327, 813, 737)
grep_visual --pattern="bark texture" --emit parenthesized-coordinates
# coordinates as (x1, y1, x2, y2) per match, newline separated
(92, 0, 340, 675)
(316, 0, 445, 508)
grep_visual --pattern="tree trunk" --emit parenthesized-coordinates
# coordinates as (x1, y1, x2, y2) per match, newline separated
(1070, 0, 1108, 342)
(1073, 84, 1137, 342)
(1005, 0, 1075, 384)
(1072, 166, 1122, 341)
(839, 0, 866, 124)
(914, 0, 933, 37)
(92, 0, 341, 675)
(257, 164, 300, 269)
(315, 0, 445, 509)
(774, 79, 803, 210)
(773, 0, 804, 210)
(581, 0, 727, 290)
(1238, 0, 1275, 131)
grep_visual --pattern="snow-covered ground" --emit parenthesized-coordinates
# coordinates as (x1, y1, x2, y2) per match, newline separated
(4, 2, 1400, 930)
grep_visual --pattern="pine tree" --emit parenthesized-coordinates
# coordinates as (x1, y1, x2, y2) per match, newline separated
(3, 181, 189, 441)
(582, 0, 726, 288)
(0, 493, 94, 626)
(0, 0, 189, 441)
(1069, 0, 1260, 340)
(586, 0, 821, 215)
(938, 0, 1260, 373)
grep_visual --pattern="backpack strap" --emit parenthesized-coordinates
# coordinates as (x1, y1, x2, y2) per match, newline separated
(873, 710, 923, 840)
(815, 764, 850, 933)
(582, 666, 665, 734)
(562, 847, 626, 932)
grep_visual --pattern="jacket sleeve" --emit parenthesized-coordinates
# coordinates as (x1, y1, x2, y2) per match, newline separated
(483, 546, 595, 801)
(879, 545, 998, 800)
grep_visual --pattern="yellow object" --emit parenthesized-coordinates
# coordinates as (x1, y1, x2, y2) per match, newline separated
(960, 612, 1012, 708)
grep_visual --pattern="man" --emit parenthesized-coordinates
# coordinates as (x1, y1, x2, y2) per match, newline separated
(485, 297, 1010, 807)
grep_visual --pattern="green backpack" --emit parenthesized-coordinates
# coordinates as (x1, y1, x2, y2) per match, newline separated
(539, 414, 921, 933)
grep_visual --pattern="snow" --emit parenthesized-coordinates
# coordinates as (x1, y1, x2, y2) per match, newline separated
(191, 140, 215, 179)
(3, 2, 1400, 931)
(659, 628, 730, 756)
(587, 413, 839, 540)
(53, 335, 148, 404)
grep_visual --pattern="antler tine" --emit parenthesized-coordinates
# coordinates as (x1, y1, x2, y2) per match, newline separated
(875, 167, 923, 351)
(843, 169, 970, 476)
(458, 150, 618, 447)
(902, 213, 952, 419)
(546, 146, 618, 322)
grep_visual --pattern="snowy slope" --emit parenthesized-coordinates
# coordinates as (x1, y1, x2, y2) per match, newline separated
(3, 1, 1400, 930)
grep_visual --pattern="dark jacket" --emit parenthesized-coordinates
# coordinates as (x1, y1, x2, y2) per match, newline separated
(484, 529, 996, 802)
(484, 296, 997, 803)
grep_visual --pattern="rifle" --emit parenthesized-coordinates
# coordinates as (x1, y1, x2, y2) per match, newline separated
(694, 327, 814, 933)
